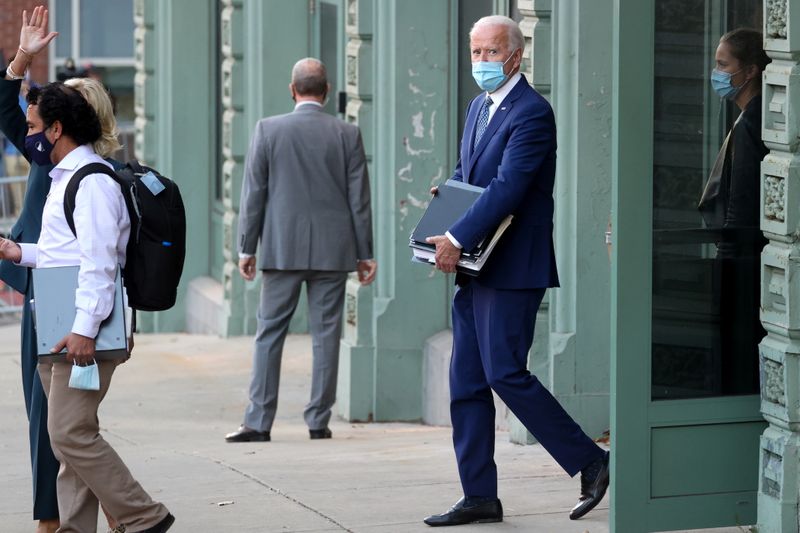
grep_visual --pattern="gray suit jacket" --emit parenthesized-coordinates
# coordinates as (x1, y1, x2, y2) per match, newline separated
(238, 104, 373, 271)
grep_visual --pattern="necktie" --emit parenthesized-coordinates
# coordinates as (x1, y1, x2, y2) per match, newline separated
(473, 95, 493, 149)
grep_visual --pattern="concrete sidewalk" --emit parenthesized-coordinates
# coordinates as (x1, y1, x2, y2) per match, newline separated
(0, 322, 712, 533)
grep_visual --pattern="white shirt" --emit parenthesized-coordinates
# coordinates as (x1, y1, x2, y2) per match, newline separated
(294, 100, 323, 110)
(445, 73, 523, 249)
(18, 144, 130, 338)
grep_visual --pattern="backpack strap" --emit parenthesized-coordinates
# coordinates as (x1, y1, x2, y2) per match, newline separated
(127, 159, 146, 175)
(63, 162, 121, 237)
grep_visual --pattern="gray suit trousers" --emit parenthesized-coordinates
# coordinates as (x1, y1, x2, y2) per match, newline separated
(244, 270, 348, 432)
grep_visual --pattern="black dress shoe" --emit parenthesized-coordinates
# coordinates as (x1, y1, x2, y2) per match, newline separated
(424, 497, 503, 527)
(141, 513, 175, 533)
(309, 428, 332, 439)
(225, 426, 270, 442)
(570, 450, 610, 520)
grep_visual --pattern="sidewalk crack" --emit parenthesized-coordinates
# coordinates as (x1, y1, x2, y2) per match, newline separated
(198, 453, 354, 532)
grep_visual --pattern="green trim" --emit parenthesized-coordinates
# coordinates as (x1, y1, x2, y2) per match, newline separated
(610, 0, 655, 530)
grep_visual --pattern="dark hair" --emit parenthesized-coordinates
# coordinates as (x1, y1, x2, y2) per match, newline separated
(27, 82, 101, 146)
(720, 28, 771, 72)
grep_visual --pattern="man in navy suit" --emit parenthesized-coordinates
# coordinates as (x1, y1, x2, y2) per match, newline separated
(423, 16, 609, 526)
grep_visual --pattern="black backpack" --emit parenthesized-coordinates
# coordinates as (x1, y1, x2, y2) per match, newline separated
(64, 160, 186, 312)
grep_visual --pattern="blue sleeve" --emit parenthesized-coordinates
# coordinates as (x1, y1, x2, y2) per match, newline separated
(449, 102, 556, 251)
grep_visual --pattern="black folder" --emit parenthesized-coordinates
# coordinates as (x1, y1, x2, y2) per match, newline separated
(410, 180, 485, 256)
(409, 180, 512, 275)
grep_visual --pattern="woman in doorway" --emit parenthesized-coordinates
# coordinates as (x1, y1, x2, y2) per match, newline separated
(700, 28, 771, 393)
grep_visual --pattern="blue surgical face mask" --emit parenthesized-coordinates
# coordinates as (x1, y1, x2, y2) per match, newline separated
(24, 129, 54, 166)
(68, 360, 100, 391)
(471, 50, 517, 93)
(711, 68, 746, 100)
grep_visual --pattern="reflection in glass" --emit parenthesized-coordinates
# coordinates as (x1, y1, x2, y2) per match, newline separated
(651, 0, 763, 400)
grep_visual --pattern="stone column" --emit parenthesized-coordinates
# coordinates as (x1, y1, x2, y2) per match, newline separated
(758, 1, 800, 531)
(506, 1, 613, 445)
(338, 0, 377, 421)
(133, 0, 216, 332)
(510, 0, 554, 445)
(337, 0, 453, 422)
(219, 0, 249, 336)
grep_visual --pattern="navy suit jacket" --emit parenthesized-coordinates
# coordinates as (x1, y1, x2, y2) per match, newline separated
(449, 75, 560, 290)
(0, 73, 53, 294)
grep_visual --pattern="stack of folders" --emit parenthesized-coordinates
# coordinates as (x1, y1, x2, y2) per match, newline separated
(409, 179, 512, 276)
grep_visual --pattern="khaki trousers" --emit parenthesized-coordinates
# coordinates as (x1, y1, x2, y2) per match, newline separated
(38, 360, 169, 533)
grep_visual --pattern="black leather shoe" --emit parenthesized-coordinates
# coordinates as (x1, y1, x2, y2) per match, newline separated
(570, 450, 610, 520)
(225, 426, 270, 442)
(141, 513, 175, 533)
(309, 428, 332, 439)
(423, 497, 503, 527)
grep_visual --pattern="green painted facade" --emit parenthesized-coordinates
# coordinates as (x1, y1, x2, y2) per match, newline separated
(135, 0, 800, 529)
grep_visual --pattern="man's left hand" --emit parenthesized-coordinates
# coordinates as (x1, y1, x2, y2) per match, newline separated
(356, 259, 377, 285)
(52, 333, 96, 365)
(426, 235, 461, 274)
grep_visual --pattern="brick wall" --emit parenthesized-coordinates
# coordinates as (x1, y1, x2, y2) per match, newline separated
(0, 0, 51, 84)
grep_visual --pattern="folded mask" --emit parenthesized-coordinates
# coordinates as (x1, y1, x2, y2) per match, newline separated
(68, 360, 100, 391)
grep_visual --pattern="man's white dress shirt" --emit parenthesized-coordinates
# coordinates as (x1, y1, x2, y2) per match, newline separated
(18, 144, 130, 338)
(445, 73, 523, 250)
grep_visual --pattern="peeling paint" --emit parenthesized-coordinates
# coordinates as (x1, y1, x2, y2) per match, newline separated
(408, 68, 419, 77)
(412, 112, 425, 138)
(403, 136, 434, 156)
(406, 193, 429, 209)
(429, 110, 437, 143)
(409, 83, 436, 98)
(398, 199, 409, 221)
(397, 162, 413, 182)
(429, 166, 443, 186)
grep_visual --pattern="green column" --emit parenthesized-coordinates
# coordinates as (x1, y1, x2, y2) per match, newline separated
(339, 0, 453, 421)
(758, 2, 800, 531)
(220, 0, 313, 337)
(134, 0, 217, 332)
(338, 0, 376, 421)
(547, 0, 613, 440)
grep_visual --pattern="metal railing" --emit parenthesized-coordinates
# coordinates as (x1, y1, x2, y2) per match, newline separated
(0, 175, 26, 237)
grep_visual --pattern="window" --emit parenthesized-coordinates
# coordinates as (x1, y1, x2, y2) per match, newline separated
(650, 0, 763, 400)
(49, 0, 135, 126)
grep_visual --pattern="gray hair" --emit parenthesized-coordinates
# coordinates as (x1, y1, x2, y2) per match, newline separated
(469, 15, 525, 53)
(291, 58, 328, 96)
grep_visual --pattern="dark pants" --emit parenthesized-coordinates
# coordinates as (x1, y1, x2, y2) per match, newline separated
(20, 285, 60, 520)
(449, 281, 603, 498)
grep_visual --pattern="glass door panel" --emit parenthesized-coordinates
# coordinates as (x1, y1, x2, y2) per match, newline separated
(651, 0, 763, 401)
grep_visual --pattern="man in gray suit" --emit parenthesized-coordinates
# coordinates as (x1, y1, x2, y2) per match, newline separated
(226, 58, 376, 443)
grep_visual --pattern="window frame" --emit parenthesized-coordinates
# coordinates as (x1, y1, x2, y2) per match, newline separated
(47, 0, 136, 81)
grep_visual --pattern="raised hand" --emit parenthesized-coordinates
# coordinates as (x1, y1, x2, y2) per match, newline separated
(19, 6, 58, 56)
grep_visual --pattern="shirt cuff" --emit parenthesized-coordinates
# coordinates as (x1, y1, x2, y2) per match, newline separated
(72, 309, 101, 339)
(445, 231, 463, 249)
(17, 242, 37, 267)
(239, 253, 255, 260)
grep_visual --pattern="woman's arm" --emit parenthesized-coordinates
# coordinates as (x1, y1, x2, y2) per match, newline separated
(0, 7, 57, 154)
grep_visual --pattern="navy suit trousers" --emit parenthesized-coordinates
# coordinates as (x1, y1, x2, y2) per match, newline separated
(449, 281, 603, 498)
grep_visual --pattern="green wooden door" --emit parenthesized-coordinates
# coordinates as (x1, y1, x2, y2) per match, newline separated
(611, 0, 766, 531)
